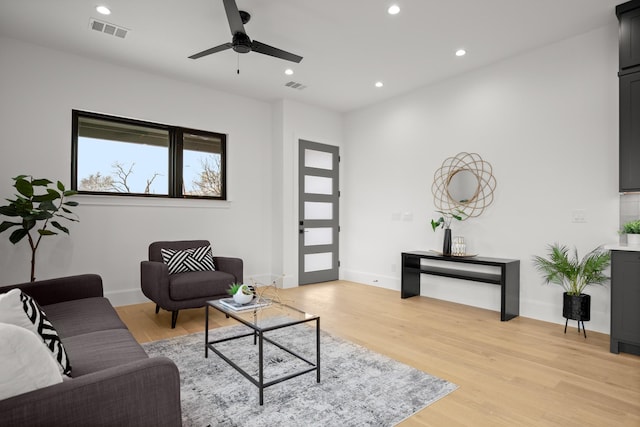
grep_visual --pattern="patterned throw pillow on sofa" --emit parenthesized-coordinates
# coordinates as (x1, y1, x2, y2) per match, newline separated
(161, 245, 216, 274)
(0, 289, 72, 376)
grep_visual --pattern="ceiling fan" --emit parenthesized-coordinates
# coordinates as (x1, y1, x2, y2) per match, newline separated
(189, 0, 303, 63)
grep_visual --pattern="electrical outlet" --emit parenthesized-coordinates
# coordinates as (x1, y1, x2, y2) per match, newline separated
(571, 209, 587, 223)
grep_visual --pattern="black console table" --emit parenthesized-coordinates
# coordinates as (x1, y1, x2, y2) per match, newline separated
(401, 251, 520, 321)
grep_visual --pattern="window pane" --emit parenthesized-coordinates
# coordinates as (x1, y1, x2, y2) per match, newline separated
(182, 133, 223, 197)
(77, 117, 169, 195)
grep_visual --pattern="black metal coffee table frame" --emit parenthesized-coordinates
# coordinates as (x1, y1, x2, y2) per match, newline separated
(205, 301, 320, 405)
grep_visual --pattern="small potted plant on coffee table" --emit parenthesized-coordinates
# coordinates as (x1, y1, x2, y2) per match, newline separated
(532, 243, 610, 338)
(228, 283, 254, 305)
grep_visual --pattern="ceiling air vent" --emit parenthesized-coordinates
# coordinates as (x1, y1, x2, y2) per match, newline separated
(285, 81, 307, 91)
(89, 18, 129, 39)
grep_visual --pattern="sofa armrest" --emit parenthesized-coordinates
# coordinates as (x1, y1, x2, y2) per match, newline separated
(0, 274, 103, 305)
(0, 356, 181, 427)
(214, 256, 243, 283)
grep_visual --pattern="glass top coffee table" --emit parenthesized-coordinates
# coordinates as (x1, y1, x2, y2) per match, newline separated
(205, 298, 320, 405)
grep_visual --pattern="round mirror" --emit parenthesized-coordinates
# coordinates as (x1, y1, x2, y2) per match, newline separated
(446, 169, 479, 204)
(432, 152, 496, 218)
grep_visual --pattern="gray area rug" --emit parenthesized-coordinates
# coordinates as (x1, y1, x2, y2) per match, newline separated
(143, 323, 457, 427)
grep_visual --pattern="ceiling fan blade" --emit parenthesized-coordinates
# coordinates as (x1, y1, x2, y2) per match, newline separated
(223, 0, 246, 36)
(188, 43, 232, 59)
(251, 40, 303, 63)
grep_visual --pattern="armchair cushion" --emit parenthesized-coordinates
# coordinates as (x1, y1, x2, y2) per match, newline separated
(161, 244, 215, 274)
(169, 270, 235, 301)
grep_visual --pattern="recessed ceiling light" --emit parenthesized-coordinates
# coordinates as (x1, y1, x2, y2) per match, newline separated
(375, 81, 384, 88)
(388, 4, 400, 15)
(455, 49, 466, 57)
(284, 68, 294, 76)
(96, 5, 111, 15)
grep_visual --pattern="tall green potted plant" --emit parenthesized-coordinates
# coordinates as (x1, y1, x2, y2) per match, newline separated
(0, 175, 79, 281)
(532, 243, 610, 338)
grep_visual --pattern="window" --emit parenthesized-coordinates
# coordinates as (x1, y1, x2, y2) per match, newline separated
(71, 110, 226, 199)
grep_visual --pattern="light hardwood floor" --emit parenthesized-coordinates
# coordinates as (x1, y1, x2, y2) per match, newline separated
(115, 281, 640, 427)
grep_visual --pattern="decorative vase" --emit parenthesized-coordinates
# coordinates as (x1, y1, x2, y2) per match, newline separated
(562, 292, 591, 321)
(232, 285, 253, 304)
(627, 233, 640, 246)
(443, 228, 452, 256)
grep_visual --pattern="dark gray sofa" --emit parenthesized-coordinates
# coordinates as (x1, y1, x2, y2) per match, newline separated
(0, 274, 182, 427)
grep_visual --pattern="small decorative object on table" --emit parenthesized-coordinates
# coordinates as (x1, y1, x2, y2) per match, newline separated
(452, 236, 466, 256)
(228, 283, 254, 305)
(431, 210, 466, 256)
(532, 243, 610, 338)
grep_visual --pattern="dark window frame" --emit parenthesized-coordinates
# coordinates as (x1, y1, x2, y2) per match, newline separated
(71, 110, 227, 200)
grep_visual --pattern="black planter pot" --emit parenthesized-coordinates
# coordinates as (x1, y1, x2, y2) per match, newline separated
(443, 228, 452, 256)
(562, 292, 590, 338)
(562, 292, 591, 321)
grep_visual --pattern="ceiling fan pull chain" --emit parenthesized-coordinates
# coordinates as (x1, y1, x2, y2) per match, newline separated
(237, 53, 240, 75)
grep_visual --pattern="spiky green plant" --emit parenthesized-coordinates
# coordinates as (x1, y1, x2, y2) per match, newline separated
(532, 244, 610, 296)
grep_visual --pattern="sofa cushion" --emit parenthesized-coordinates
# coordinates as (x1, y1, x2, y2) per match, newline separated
(63, 329, 148, 377)
(161, 245, 216, 274)
(168, 269, 234, 301)
(0, 289, 72, 376)
(0, 322, 63, 400)
(43, 297, 127, 338)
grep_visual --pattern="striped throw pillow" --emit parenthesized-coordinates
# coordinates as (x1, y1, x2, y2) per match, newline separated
(161, 245, 216, 274)
(0, 289, 72, 376)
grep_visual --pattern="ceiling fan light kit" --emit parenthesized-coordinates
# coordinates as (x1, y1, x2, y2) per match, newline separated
(189, 0, 303, 64)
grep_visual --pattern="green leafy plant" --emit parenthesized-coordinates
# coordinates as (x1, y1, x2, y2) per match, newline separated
(227, 283, 252, 296)
(532, 243, 610, 296)
(431, 209, 467, 231)
(622, 219, 640, 234)
(0, 175, 79, 281)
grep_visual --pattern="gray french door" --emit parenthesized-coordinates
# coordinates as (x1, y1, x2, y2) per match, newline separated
(298, 140, 339, 285)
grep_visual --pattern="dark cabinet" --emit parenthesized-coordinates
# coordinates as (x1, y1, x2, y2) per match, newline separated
(619, 72, 640, 192)
(618, 5, 640, 73)
(617, 0, 640, 192)
(610, 250, 640, 356)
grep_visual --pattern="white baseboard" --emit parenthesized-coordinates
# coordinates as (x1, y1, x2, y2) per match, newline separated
(106, 288, 148, 307)
(341, 269, 400, 291)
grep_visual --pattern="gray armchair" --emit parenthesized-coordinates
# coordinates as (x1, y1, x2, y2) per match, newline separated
(140, 240, 243, 328)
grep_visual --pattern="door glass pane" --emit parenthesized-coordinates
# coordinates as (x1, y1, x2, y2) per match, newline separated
(304, 175, 332, 195)
(304, 252, 333, 272)
(304, 227, 332, 246)
(305, 149, 333, 170)
(305, 202, 333, 220)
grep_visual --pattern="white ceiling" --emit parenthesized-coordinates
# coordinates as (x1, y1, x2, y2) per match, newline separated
(0, 0, 621, 112)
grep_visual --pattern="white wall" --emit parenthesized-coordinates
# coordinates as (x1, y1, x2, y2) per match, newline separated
(0, 36, 274, 305)
(342, 25, 619, 333)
